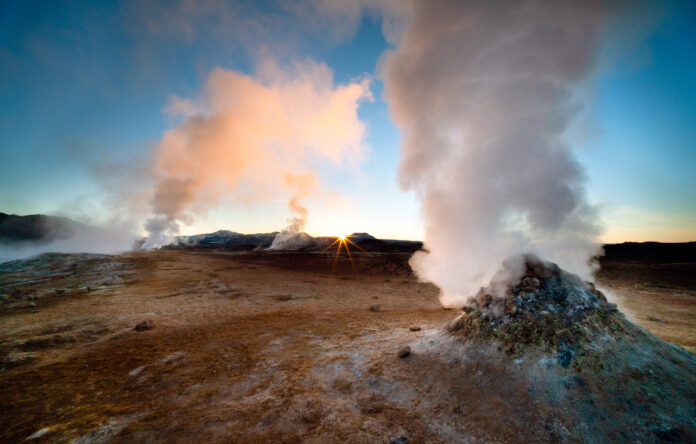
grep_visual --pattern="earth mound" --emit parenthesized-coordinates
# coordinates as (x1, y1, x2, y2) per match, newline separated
(449, 254, 623, 365)
(442, 255, 696, 441)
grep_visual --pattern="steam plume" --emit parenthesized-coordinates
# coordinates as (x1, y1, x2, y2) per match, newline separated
(143, 58, 371, 247)
(269, 173, 316, 250)
(382, 0, 606, 306)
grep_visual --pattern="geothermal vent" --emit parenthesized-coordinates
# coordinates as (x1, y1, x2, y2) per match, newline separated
(449, 255, 621, 367)
(442, 255, 696, 442)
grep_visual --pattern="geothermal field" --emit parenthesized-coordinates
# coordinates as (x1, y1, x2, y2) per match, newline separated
(1, 238, 695, 442)
(3, 0, 696, 442)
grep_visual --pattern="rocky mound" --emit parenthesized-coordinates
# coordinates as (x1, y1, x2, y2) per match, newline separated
(449, 255, 624, 367)
(442, 255, 696, 441)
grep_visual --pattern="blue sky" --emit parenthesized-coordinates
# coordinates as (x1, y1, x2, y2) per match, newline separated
(0, 1, 694, 242)
(576, 1, 696, 241)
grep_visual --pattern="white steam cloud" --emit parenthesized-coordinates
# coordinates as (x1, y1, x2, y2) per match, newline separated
(143, 58, 371, 248)
(382, 0, 606, 306)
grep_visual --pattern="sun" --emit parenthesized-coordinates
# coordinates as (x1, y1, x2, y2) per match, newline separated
(321, 233, 366, 274)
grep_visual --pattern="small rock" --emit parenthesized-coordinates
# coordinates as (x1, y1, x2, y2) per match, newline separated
(409, 326, 421, 331)
(397, 346, 411, 358)
(448, 313, 470, 332)
(1, 352, 39, 368)
(53, 334, 75, 344)
(26, 427, 51, 440)
(21, 337, 54, 350)
(369, 304, 380, 312)
(373, 296, 379, 299)
(557, 346, 574, 368)
(476, 291, 492, 306)
(134, 319, 154, 331)
(390, 437, 408, 444)
(504, 298, 517, 315)
(110, 332, 127, 341)
(521, 277, 540, 292)
(653, 425, 683, 442)
(129, 365, 146, 376)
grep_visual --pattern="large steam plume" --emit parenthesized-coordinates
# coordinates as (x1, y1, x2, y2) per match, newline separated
(382, 0, 606, 306)
(143, 58, 371, 248)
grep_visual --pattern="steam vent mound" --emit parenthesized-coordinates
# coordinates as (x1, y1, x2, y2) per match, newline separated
(445, 255, 696, 442)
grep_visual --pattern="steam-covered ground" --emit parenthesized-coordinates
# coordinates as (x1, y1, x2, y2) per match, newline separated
(1, 247, 695, 442)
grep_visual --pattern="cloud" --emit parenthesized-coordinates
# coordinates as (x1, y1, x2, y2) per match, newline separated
(144, 57, 372, 247)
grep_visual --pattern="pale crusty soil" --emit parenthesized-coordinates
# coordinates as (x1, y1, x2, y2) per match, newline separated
(0, 250, 694, 443)
(596, 260, 696, 353)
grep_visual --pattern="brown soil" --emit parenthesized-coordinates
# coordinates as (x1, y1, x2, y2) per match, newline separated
(1, 249, 694, 442)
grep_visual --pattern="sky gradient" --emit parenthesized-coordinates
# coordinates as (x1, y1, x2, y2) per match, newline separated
(1, 1, 694, 243)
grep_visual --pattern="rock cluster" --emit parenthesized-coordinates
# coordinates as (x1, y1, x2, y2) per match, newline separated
(449, 255, 625, 361)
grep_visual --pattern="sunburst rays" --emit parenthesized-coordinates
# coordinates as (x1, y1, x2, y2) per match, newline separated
(322, 234, 366, 274)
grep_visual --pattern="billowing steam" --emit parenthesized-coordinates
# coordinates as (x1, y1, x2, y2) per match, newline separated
(382, 0, 606, 307)
(143, 58, 371, 248)
(269, 172, 317, 250)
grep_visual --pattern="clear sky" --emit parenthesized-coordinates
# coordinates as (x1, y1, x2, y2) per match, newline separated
(1, 1, 694, 242)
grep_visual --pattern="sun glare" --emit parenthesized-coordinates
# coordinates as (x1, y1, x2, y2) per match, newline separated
(321, 233, 366, 274)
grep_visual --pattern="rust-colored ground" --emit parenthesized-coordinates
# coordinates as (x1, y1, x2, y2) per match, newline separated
(1, 250, 694, 442)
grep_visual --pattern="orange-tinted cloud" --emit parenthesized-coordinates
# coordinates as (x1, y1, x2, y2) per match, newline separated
(144, 58, 372, 247)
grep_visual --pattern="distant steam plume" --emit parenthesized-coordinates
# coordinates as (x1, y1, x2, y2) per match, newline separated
(382, 0, 606, 306)
(269, 172, 317, 250)
(143, 58, 371, 248)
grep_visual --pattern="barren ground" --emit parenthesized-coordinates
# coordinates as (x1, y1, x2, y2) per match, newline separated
(596, 259, 696, 353)
(1, 249, 694, 442)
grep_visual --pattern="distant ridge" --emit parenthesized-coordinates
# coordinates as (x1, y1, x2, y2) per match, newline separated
(159, 230, 423, 252)
(2, 212, 694, 259)
(155, 230, 695, 257)
(0, 212, 81, 244)
(602, 241, 696, 263)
